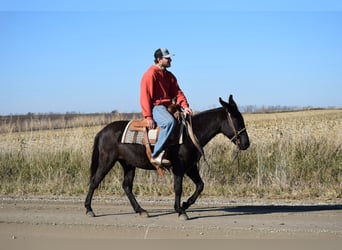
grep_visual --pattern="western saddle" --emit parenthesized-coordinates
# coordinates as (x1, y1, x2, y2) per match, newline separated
(121, 104, 184, 176)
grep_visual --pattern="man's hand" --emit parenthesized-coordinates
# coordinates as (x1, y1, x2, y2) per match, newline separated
(146, 118, 155, 129)
(183, 107, 193, 115)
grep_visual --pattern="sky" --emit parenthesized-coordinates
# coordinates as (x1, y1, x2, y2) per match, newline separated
(1, 1, 342, 115)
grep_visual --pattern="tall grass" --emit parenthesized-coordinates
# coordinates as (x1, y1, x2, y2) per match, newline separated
(0, 109, 341, 200)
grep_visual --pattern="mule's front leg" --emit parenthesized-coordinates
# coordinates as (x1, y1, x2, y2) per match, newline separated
(174, 175, 188, 220)
(182, 165, 204, 211)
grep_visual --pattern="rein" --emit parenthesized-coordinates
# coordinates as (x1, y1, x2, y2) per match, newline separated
(181, 113, 211, 169)
(182, 111, 246, 171)
(182, 113, 206, 160)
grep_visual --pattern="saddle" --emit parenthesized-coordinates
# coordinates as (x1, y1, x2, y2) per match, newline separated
(121, 120, 184, 146)
(121, 103, 184, 144)
(121, 104, 185, 176)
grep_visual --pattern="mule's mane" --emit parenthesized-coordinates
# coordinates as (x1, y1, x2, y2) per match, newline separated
(193, 107, 223, 120)
(188, 107, 226, 146)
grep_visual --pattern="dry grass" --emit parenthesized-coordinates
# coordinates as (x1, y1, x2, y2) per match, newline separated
(0, 109, 341, 201)
(200, 109, 342, 200)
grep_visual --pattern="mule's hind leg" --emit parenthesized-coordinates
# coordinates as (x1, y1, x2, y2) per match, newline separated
(85, 182, 97, 217)
(182, 165, 204, 210)
(85, 157, 117, 217)
(121, 161, 149, 217)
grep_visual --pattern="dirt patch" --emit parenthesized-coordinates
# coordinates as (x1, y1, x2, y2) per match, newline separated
(1, 197, 341, 240)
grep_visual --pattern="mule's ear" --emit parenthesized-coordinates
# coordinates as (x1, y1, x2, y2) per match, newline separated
(228, 95, 237, 107)
(219, 97, 228, 108)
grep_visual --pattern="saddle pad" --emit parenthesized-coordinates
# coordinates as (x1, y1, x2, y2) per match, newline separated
(121, 119, 159, 145)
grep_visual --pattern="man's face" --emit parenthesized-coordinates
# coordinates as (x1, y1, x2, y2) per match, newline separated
(160, 57, 172, 68)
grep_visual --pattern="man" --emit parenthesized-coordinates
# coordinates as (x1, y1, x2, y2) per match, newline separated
(140, 48, 193, 166)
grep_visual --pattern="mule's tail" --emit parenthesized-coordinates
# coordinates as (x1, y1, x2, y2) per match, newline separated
(90, 133, 100, 183)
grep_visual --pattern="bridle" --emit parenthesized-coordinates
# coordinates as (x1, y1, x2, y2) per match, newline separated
(227, 112, 247, 172)
(227, 112, 246, 149)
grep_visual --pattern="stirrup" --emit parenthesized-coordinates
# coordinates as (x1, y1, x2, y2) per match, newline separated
(150, 151, 171, 166)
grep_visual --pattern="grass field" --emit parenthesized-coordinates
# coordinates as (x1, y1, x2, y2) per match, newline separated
(0, 109, 341, 201)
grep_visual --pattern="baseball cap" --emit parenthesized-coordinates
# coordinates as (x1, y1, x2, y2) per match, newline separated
(154, 48, 175, 59)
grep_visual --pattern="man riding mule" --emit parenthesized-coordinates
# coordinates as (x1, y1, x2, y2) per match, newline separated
(85, 95, 250, 219)
(140, 48, 193, 168)
(84, 48, 250, 220)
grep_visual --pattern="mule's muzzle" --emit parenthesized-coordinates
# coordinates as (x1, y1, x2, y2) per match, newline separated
(230, 127, 250, 151)
(237, 133, 250, 150)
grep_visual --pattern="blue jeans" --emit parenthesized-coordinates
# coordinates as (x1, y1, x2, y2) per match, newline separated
(152, 105, 176, 158)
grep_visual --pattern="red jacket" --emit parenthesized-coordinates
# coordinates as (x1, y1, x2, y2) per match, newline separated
(140, 65, 189, 119)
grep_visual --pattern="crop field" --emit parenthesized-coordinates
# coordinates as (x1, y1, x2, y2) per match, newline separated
(0, 109, 341, 201)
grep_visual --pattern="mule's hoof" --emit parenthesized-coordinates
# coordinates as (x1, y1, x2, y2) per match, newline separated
(139, 211, 150, 218)
(86, 210, 96, 217)
(178, 213, 189, 221)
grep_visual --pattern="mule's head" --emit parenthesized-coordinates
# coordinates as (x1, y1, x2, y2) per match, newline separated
(219, 95, 250, 150)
